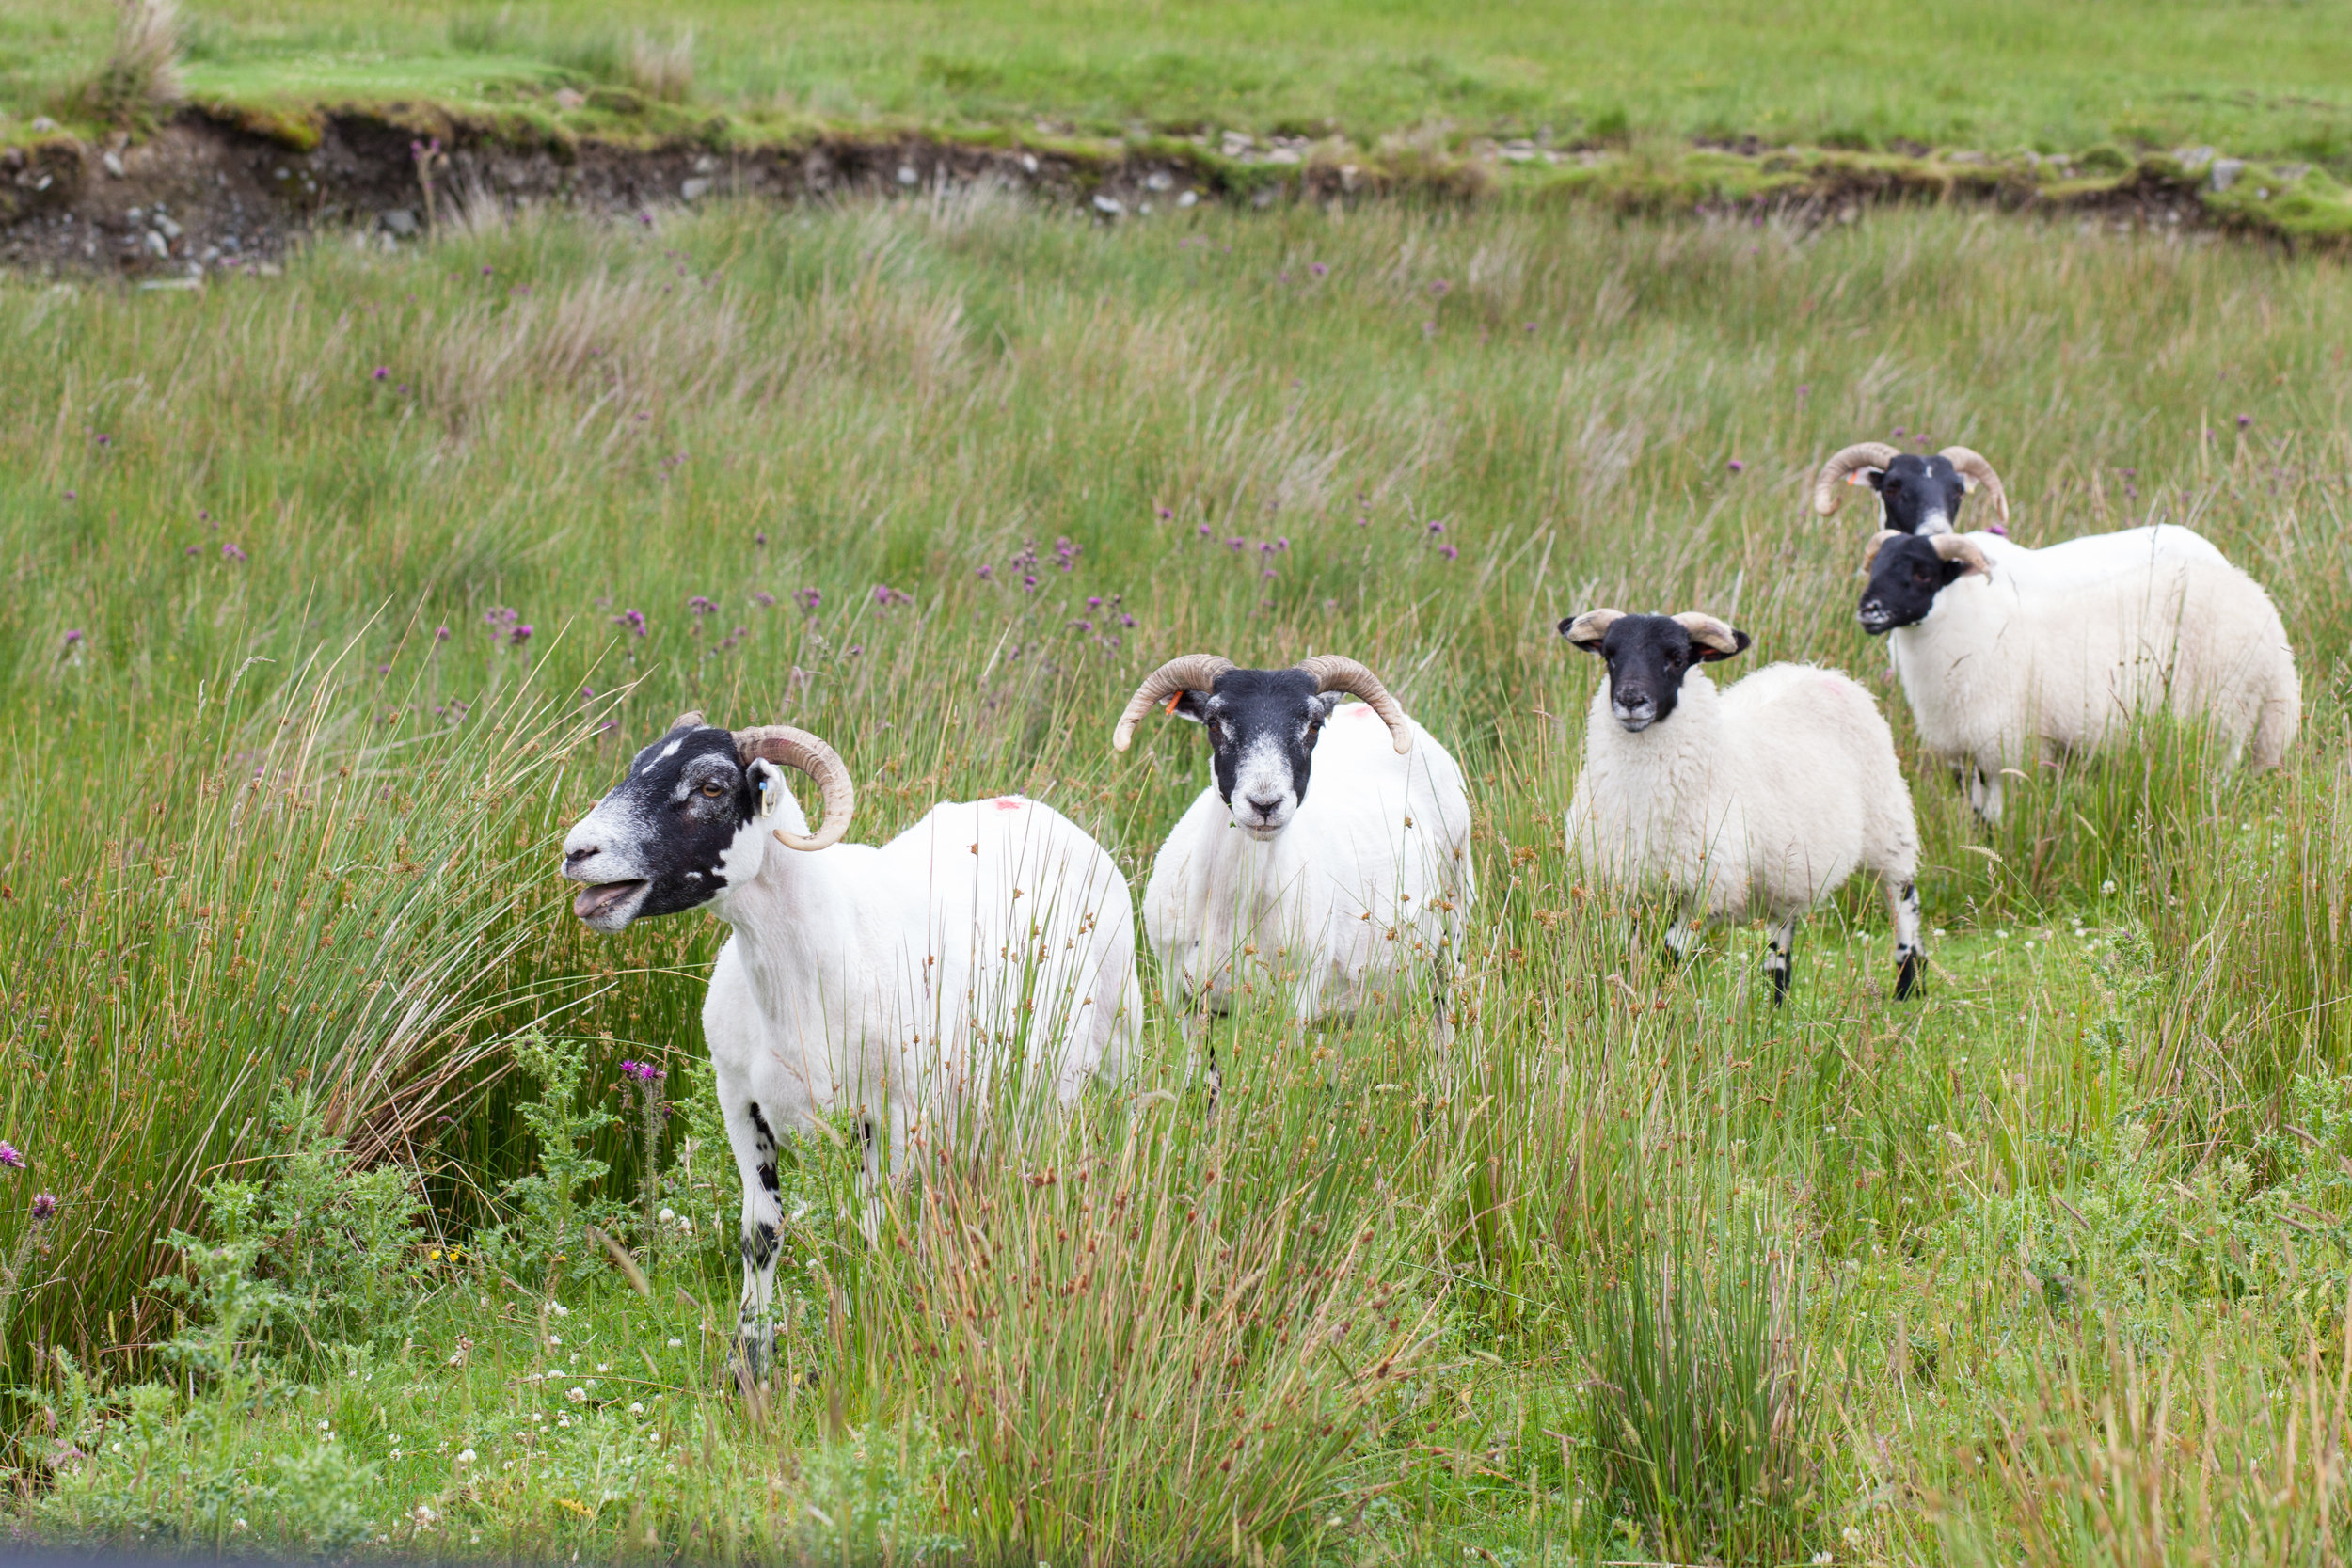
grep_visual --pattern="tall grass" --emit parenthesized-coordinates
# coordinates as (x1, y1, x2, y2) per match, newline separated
(0, 197, 2347, 1559)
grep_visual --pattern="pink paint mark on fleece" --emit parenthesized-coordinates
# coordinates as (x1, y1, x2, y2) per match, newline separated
(992, 797, 1026, 811)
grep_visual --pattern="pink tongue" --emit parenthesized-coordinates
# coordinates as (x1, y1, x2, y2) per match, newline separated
(574, 885, 621, 919)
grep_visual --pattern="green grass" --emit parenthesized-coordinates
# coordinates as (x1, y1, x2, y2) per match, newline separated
(8, 0, 2352, 165)
(1, 195, 2349, 1562)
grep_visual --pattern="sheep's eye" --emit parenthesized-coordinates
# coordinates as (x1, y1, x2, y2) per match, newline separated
(699, 781, 726, 798)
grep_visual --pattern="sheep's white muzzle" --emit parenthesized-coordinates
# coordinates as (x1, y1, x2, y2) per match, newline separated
(1612, 703, 1658, 733)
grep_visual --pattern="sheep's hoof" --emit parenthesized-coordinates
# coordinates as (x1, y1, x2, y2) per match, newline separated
(1896, 953, 1924, 1000)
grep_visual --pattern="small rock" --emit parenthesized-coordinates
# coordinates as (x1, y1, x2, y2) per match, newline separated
(1265, 147, 1300, 166)
(896, 165, 919, 186)
(29, 115, 56, 133)
(2209, 158, 2243, 192)
(2277, 163, 2312, 183)
(102, 150, 126, 179)
(1501, 139, 1540, 164)
(154, 214, 183, 240)
(143, 230, 169, 257)
(691, 154, 719, 175)
(1092, 193, 1124, 215)
(380, 208, 420, 236)
(1177, 190, 1198, 208)
(680, 177, 711, 200)
(2172, 145, 2216, 170)
(126, 207, 144, 224)
(553, 87, 585, 109)
(1145, 170, 1173, 192)
(1020, 153, 1040, 175)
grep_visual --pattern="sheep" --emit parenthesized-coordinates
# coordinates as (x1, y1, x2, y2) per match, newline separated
(1814, 442, 2011, 537)
(1560, 610, 1925, 1002)
(1110, 654, 1474, 1050)
(1856, 526, 2301, 823)
(560, 712, 1140, 1381)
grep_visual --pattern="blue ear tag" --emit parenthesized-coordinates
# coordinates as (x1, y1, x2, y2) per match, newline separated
(758, 773, 776, 815)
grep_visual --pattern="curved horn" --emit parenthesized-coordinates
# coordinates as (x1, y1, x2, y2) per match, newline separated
(669, 710, 706, 732)
(1928, 533, 1992, 578)
(1937, 445, 2010, 528)
(1296, 654, 1412, 754)
(1813, 442, 1902, 517)
(1560, 609, 1624, 650)
(1112, 654, 1234, 752)
(1669, 613, 1746, 657)
(734, 726, 855, 851)
(1862, 529, 1904, 575)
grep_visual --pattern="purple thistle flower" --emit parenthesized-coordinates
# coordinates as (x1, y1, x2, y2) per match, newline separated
(1727, 459, 1745, 473)
(509, 624, 532, 646)
(615, 608, 647, 635)
(688, 595, 718, 617)
(2237, 412, 2253, 428)
(221, 542, 247, 562)
(752, 590, 777, 608)
(1198, 522, 1211, 538)
(372, 366, 390, 381)
(873, 584, 914, 608)
(63, 490, 75, 501)
(94, 434, 111, 447)
(1438, 544, 1459, 561)
(63, 628, 84, 645)
(434, 626, 451, 641)
(1796, 384, 1810, 399)
(794, 587, 821, 613)
(29, 1192, 56, 1222)
(1227, 537, 1245, 551)
(1156, 505, 1173, 520)
(977, 563, 995, 581)
(0, 1140, 23, 1169)
(1310, 261, 1327, 277)
(755, 531, 768, 546)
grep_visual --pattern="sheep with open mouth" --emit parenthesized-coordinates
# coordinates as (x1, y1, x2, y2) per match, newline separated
(560, 712, 1139, 1383)
(1113, 654, 1474, 1050)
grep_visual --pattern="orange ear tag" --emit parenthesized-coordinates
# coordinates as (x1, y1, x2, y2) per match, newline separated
(1164, 693, 1184, 714)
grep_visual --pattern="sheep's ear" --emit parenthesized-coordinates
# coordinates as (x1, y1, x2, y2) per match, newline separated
(1692, 628, 1753, 663)
(1166, 690, 1212, 724)
(744, 756, 786, 816)
(1560, 610, 1622, 653)
(1673, 613, 1751, 662)
(1955, 471, 1979, 493)
(1850, 467, 1888, 493)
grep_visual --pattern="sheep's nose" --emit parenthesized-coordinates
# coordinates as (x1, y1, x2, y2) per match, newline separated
(1246, 792, 1285, 817)
(564, 845, 601, 868)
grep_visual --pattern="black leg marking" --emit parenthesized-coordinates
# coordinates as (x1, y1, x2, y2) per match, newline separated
(1896, 951, 1924, 1000)
(756, 1162, 779, 1196)
(740, 1220, 779, 1271)
(1765, 922, 1795, 1006)
(747, 1101, 777, 1155)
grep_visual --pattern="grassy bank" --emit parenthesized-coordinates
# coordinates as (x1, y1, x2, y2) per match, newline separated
(2, 196, 2349, 1561)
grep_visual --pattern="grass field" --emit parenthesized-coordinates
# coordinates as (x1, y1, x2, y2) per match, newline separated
(1, 185, 2349, 1563)
(8, 0, 2352, 165)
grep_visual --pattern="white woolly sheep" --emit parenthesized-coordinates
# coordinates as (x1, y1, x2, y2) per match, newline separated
(1857, 525, 2300, 822)
(1561, 611, 1925, 1002)
(560, 714, 1140, 1380)
(1111, 655, 1474, 1048)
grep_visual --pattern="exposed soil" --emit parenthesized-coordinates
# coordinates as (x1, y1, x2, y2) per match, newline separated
(0, 108, 2253, 281)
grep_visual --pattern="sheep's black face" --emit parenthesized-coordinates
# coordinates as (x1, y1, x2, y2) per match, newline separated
(1863, 454, 1971, 536)
(1561, 613, 1749, 732)
(560, 725, 761, 931)
(1168, 669, 1342, 838)
(1859, 535, 1974, 635)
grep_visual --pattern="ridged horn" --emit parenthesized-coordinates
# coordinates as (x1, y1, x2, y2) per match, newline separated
(1862, 529, 1904, 575)
(1670, 613, 1745, 657)
(1813, 442, 1902, 516)
(669, 710, 706, 732)
(1929, 532, 1992, 578)
(1112, 655, 1235, 752)
(1296, 654, 1412, 754)
(1560, 609, 1624, 650)
(734, 726, 855, 851)
(1937, 446, 2010, 528)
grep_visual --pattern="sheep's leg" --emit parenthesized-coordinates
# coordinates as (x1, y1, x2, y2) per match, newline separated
(1660, 904, 1701, 968)
(724, 1097, 787, 1388)
(1889, 879, 1926, 1000)
(855, 1113, 887, 1246)
(1430, 957, 1456, 1059)
(1966, 764, 2006, 826)
(1765, 915, 1799, 1005)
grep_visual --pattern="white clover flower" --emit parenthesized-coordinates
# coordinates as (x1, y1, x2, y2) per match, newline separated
(549, 1302, 570, 1317)
(457, 1449, 477, 1465)
(667, 1338, 683, 1349)
(318, 1420, 332, 1432)
(596, 1362, 610, 1372)
(628, 1402, 645, 1414)
(658, 1208, 676, 1224)
(568, 1386, 588, 1403)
